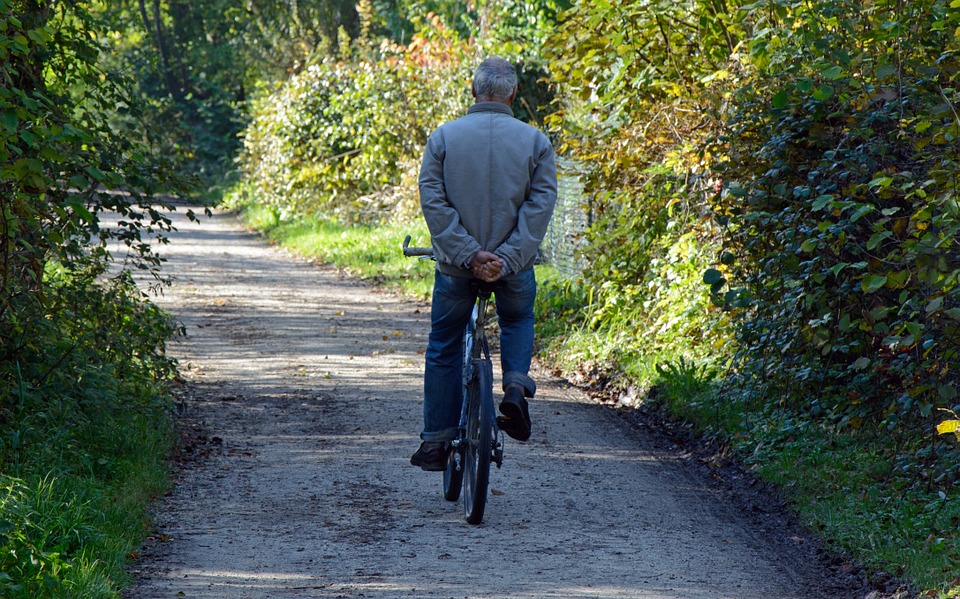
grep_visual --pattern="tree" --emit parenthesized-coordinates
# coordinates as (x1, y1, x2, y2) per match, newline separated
(0, 0, 188, 393)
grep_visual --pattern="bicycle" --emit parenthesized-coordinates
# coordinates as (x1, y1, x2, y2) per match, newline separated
(403, 235, 504, 525)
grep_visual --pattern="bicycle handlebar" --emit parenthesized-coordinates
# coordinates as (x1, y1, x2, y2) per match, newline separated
(403, 235, 434, 258)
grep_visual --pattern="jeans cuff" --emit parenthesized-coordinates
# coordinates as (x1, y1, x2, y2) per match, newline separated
(503, 372, 535, 397)
(421, 427, 458, 442)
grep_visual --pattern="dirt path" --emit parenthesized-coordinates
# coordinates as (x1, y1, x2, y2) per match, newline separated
(124, 208, 865, 599)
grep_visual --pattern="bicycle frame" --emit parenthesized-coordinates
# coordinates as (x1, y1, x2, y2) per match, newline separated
(451, 288, 501, 467)
(403, 236, 503, 523)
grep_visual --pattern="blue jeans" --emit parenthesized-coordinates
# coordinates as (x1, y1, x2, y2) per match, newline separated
(421, 268, 537, 442)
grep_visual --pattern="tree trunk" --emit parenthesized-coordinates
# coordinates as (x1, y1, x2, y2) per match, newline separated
(137, 0, 184, 101)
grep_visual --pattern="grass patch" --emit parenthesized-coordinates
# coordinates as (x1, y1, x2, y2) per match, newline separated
(240, 205, 435, 298)
(751, 429, 960, 593)
(533, 273, 703, 394)
(1, 273, 176, 597)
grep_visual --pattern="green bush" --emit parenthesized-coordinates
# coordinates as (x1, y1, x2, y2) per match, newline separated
(0, 271, 177, 598)
(709, 0, 960, 428)
(0, 3, 183, 594)
(230, 19, 474, 223)
(543, 0, 738, 386)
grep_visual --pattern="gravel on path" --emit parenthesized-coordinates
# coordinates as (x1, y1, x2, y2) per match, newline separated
(124, 208, 867, 599)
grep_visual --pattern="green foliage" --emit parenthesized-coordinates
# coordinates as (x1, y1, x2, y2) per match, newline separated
(542, 0, 737, 387)
(93, 0, 369, 191)
(1, 0, 190, 358)
(545, 0, 960, 427)
(2, 271, 179, 470)
(708, 0, 960, 427)
(543, 2, 960, 589)
(0, 476, 85, 597)
(0, 2, 182, 595)
(0, 270, 177, 597)
(397, 0, 565, 59)
(230, 17, 474, 223)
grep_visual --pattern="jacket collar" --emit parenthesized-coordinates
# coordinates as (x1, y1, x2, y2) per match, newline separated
(467, 102, 514, 116)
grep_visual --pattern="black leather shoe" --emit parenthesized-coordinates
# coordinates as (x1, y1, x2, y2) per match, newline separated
(410, 441, 447, 471)
(497, 385, 531, 442)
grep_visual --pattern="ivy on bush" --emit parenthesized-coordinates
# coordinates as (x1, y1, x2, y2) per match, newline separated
(709, 0, 960, 427)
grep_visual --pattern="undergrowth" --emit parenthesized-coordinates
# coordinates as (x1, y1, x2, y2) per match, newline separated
(647, 353, 960, 595)
(0, 273, 177, 597)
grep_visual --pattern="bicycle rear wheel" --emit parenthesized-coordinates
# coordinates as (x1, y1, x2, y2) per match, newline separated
(442, 443, 462, 501)
(463, 358, 493, 525)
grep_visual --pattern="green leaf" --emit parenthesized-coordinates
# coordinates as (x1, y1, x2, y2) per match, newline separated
(926, 297, 944, 313)
(0, 110, 17, 132)
(946, 308, 960, 320)
(703, 268, 723, 285)
(905, 322, 922, 338)
(852, 357, 871, 370)
(886, 271, 909, 289)
(850, 205, 874, 222)
(861, 274, 888, 293)
(822, 65, 843, 80)
(813, 85, 835, 101)
(796, 78, 814, 93)
(876, 64, 897, 78)
(867, 231, 891, 250)
(85, 166, 105, 182)
(772, 89, 789, 109)
(68, 174, 87, 189)
(800, 238, 818, 252)
(839, 313, 851, 331)
(68, 199, 94, 223)
(728, 184, 748, 198)
(812, 194, 833, 210)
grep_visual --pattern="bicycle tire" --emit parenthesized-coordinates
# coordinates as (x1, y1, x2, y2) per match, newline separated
(463, 358, 493, 525)
(442, 443, 462, 501)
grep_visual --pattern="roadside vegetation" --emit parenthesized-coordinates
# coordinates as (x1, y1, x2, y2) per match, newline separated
(5, 0, 960, 596)
(0, 2, 193, 596)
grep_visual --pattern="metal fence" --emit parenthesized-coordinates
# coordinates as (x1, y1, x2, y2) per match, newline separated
(540, 158, 589, 279)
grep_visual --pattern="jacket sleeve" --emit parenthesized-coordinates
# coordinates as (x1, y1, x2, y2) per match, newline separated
(494, 137, 558, 274)
(418, 130, 481, 269)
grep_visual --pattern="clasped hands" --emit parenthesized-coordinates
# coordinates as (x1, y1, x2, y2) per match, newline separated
(470, 250, 505, 283)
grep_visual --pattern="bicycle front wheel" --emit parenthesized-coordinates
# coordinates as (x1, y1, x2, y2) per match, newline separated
(463, 358, 493, 525)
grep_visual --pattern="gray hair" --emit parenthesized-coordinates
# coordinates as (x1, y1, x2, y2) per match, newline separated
(473, 57, 517, 100)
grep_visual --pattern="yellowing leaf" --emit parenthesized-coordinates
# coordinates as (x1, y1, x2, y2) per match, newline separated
(936, 420, 960, 436)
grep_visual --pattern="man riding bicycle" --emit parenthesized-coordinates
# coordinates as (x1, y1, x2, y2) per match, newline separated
(410, 57, 558, 471)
